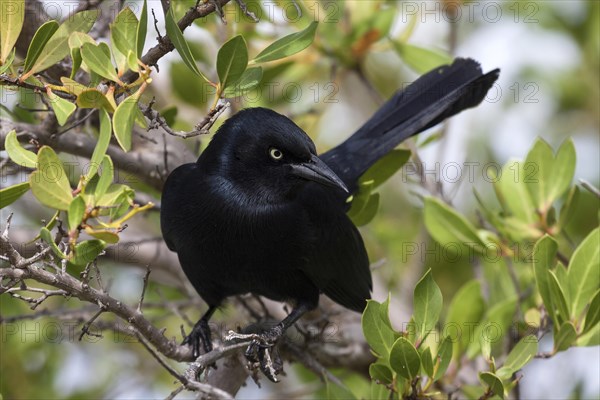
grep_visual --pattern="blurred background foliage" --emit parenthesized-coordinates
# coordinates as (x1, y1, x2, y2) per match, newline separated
(1, 0, 599, 398)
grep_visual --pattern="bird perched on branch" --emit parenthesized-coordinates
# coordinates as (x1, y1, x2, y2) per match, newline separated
(161, 58, 500, 381)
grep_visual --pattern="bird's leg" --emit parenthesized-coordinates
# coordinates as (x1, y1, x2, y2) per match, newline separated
(226, 302, 311, 382)
(183, 306, 217, 358)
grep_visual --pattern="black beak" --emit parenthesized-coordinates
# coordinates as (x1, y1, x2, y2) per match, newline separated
(290, 154, 349, 193)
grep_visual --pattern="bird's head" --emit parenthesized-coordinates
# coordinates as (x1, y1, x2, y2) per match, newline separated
(199, 108, 348, 200)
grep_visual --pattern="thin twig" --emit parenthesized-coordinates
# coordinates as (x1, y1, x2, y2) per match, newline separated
(137, 264, 152, 313)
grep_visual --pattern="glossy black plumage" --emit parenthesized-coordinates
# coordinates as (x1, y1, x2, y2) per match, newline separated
(161, 58, 500, 375)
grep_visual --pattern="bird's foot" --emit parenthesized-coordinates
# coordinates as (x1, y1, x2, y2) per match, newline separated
(225, 327, 284, 382)
(182, 319, 213, 359)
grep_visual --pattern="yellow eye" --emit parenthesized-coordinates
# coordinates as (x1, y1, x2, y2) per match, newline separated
(269, 147, 283, 160)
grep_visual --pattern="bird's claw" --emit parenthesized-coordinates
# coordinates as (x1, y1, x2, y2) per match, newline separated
(182, 321, 213, 358)
(225, 329, 284, 382)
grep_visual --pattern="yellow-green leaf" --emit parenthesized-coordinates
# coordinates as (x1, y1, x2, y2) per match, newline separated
(533, 235, 558, 323)
(0, 182, 30, 209)
(252, 21, 318, 64)
(81, 42, 121, 83)
(479, 372, 505, 399)
(567, 227, 600, 320)
(46, 89, 76, 126)
(85, 109, 112, 183)
(25, 10, 98, 77)
(4, 130, 37, 169)
(29, 146, 73, 210)
(68, 195, 86, 231)
(392, 42, 452, 75)
(113, 90, 142, 151)
(554, 321, 577, 353)
(95, 156, 114, 200)
(136, 0, 148, 57)
(70, 239, 106, 266)
(0, 0, 24, 63)
(424, 196, 487, 254)
(85, 227, 120, 244)
(76, 88, 113, 111)
(110, 7, 138, 74)
(23, 20, 59, 73)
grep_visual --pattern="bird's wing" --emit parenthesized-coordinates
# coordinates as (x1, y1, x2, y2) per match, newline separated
(160, 163, 197, 252)
(300, 200, 372, 312)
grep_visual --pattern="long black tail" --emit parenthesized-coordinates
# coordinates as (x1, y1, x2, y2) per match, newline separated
(321, 58, 500, 192)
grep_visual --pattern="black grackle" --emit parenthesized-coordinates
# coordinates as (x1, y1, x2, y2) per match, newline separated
(160, 58, 500, 381)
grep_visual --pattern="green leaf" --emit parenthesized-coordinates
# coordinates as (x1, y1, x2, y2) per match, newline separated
(111, 7, 138, 73)
(445, 280, 485, 357)
(4, 130, 37, 168)
(0, 182, 30, 209)
(96, 184, 132, 209)
(583, 290, 600, 335)
(524, 138, 553, 212)
(391, 42, 452, 75)
(362, 299, 396, 358)
(0, 0, 24, 63)
(67, 32, 95, 78)
(95, 156, 114, 200)
(479, 372, 505, 400)
(370, 380, 392, 400)
(76, 89, 113, 111)
(424, 197, 487, 254)
(164, 5, 208, 82)
(554, 321, 577, 353)
(46, 89, 76, 126)
(68, 195, 86, 231)
(389, 337, 421, 380)
(23, 20, 59, 73)
(369, 362, 393, 384)
(347, 180, 374, 220)
(533, 235, 558, 323)
(548, 139, 576, 205)
(351, 192, 380, 226)
(85, 109, 112, 183)
(433, 336, 453, 381)
(0, 47, 14, 73)
(413, 269, 443, 341)
(567, 227, 600, 320)
(222, 67, 263, 97)
(81, 42, 121, 83)
(136, 0, 148, 57)
(84, 227, 120, 244)
(113, 89, 142, 151)
(558, 186, 579, 229)
(29, 146, 73, 210)
(40, 227, 66, 259)
(548, 270, 570, 324)
(420, 347, 434, 378)
(494, 159, 536, 224)
(360, 149, 411, 189)
(578, 320, 600, 347)
(217, 35, 249, 91)
(25, 10, 98, 77)
(467, 298, 517, 359)
(496, 335, 538, 380)
(70, 239, 106, 267)
(252, 21, 318, 63)
(126, 50, 139, 72)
